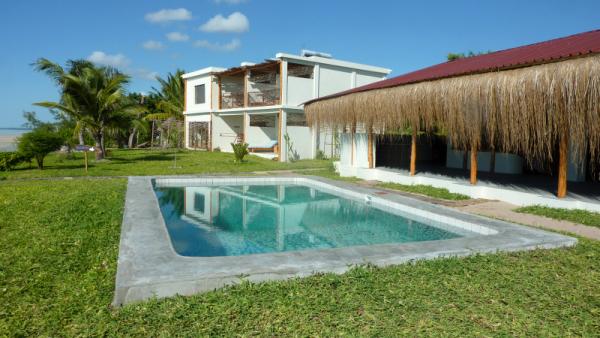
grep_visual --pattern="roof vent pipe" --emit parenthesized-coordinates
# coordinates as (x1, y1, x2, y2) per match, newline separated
(301, 49, 333, 59)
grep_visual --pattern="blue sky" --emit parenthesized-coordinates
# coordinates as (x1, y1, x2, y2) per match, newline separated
(1, 0, 600, 127)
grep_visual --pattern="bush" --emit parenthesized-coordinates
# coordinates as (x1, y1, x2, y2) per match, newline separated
(230, 142, 249, 163)
(315, 150, 328, 160)
(18, 127, 64, 169)
(0, 152, 31, 171)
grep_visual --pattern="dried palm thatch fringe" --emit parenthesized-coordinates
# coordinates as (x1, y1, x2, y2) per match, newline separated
(305, 55, 600, 166)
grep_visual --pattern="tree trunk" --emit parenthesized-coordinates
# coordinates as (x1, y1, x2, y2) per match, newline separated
(128, 127, 137, 149)
(150, 121, 155, 149)
(78, 129, 85, 145)
(36, 155, 44, 170)
(94, 132, 105, 160)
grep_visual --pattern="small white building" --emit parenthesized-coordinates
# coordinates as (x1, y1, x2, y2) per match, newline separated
(182, 51, 391, 161)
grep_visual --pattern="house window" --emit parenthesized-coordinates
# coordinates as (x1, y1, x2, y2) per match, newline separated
(195, 84, 205, 104)
(288, 63, 314, 79)
(287, 113, 307, 127)
(194, 193, 205, 213)
(250, 115, 276, 128)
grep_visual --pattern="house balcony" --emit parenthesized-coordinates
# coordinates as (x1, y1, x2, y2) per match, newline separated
(218, 61, 281, 110)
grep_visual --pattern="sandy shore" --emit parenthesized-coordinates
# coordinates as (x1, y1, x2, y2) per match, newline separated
(0, 135, 18, 151)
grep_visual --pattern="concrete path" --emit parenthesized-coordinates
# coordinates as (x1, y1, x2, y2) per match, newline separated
(458, 200, 600, 240)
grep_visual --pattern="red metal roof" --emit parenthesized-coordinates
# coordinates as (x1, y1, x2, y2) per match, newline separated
(306, 29, 600, 105)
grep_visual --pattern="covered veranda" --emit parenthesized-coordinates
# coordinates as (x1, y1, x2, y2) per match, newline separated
(306, 30, 600, 208)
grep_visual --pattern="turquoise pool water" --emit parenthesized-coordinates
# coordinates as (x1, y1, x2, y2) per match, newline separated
(154, 184, 462, 257)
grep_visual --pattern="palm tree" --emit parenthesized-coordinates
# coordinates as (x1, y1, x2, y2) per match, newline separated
(146, 69, 185, 121)
(144, 70, 186, 148)
(34, 59, 140, 160)
(34, 58, 93, 145)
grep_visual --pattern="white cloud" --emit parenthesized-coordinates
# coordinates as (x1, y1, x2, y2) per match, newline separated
(199, 12, 249, 33)
(87, 51, 130, 68)
(142, 40, 164, 51)
(131, 69, 159, 81)
(145, 8, 192, 23)
(194, 38, 241, 52)
(214, 0, 248, 4)
(166, 32, 190, 42)
(87, 51, 157, 81)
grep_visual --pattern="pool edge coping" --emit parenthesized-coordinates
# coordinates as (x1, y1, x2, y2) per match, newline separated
(113, 175, 577, 306)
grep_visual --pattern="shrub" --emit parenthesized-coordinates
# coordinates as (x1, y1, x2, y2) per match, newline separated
(0, 152, 31, 171)
(18, 127, 64, 169)
(230, 142, 249, 163)
(315, 150, 328, 160)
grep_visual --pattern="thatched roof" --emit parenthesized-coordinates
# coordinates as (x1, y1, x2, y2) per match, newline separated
(305, 30, 600, 165)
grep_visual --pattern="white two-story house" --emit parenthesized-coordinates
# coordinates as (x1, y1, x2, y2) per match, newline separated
(182, 51, 391, 161)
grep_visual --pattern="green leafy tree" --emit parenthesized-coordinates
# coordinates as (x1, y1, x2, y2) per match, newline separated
(34, 59, 141, 160)
(18, 125, 64, 169)
(447, 50, 493, 61)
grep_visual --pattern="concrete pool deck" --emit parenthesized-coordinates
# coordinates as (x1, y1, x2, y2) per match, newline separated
(113, 175, 576, 306)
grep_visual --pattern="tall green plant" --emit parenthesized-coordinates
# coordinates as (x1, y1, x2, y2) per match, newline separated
(231, 142, 249, 163)
(146, 70, 185, 121)
(34, 59, 141, 160)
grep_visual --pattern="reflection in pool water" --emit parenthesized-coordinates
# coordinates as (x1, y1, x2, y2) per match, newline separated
(154, 184, 462, 257)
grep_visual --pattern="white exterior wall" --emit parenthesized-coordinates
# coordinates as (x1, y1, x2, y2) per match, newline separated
(211, 114, 243, 152)
(318, 65, 353, 96)
(286, 125, 312, 160)
(287, 76, 313, 106)
(356, 71, 386, 86)
(354, 133, 371, 168)
(185, 75, 214, 114)
(339, 133, 352, 166)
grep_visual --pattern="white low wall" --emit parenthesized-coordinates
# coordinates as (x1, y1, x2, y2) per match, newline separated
(286, 126, 312, 160)
(335, 162, 600, 212)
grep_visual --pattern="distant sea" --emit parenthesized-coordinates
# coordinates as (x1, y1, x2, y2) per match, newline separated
(0, 128, 30, 151)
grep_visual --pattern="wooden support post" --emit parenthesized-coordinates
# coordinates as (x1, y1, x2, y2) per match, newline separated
(351, 121, 356, 166)
(490, 147, 496, 174)
(84, 151, 88, 173)
(243, 70, 249, 108)
(367, 126, 374, 169)
(410, 127, 417, 176)
(557, 129, 569, 198)
(470, 144, 478, 185)
(243, 113, 247, 144)
(217, 77, 222, 110)
(277, 109, 282, 160)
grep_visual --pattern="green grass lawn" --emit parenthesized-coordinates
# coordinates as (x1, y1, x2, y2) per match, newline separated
(296, 165, 363, 183)
(301, 167, 470, 201)
(0, 148, 331, 180)
(516, 205, 600, 228)
(1, 179, 599, 336)
(376, 182, 470, 201)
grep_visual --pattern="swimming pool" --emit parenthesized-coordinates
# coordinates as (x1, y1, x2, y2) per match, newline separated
(154, 183, 467, 257)
(113, 176, 576, 306)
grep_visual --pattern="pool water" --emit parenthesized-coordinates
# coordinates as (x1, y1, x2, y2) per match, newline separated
(154, 184, 462, 257)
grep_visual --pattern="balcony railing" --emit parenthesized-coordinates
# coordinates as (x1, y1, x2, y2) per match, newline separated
(220, 92, 244, 109)
(248, 88, 280, 107)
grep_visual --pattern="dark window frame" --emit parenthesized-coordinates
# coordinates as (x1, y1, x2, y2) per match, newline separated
(195, 84, 206, 104)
